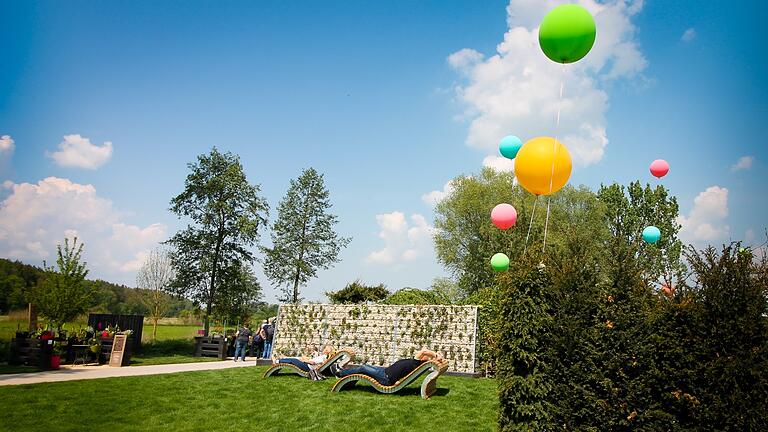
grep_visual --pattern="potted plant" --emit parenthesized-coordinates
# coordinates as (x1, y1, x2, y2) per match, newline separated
(51, 341, 65, 369)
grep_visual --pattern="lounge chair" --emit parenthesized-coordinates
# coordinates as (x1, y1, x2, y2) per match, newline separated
(262, 349, 354, 379)
(331, 359, 449, 399)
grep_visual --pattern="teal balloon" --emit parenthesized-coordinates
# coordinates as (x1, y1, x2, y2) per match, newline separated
(642, 226, 661, 244)
(490, 253, 510, 272)
(538, 4, 596, 64)
(499, 135, 523, 160)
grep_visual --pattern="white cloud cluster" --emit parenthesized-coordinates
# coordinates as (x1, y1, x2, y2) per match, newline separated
(0, 177, 166, 284)
(366, 212, 433, 264)
(681, 28, 697, 43)
(0, 135, 14, 154)
(421, 181, 455, 206)
(482, 155, 515, 173)
(449, 0, 648, 167)
(730, 155, 753, 172)
(677, 186, 730, 243)
(48, 134, 113, 169)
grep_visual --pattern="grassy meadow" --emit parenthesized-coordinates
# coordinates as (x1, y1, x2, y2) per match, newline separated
(0, 365, 498, 432)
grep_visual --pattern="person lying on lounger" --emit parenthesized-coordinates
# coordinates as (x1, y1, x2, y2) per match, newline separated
(329, 349, 442, 385)
(272, 344, 335, 380)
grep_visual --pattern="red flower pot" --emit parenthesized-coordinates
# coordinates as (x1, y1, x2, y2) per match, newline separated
(50, 355, 61, 370)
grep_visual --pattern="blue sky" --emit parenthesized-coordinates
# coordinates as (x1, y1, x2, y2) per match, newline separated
(1, 0, 766, 303)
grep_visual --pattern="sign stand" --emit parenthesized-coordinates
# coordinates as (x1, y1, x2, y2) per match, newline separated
(109, 334, 128, 367)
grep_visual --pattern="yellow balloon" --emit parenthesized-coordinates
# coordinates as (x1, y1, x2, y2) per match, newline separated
(514, 136, 572, 196)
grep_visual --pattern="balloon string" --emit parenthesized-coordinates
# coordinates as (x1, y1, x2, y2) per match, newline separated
(543, 63, 566, 253)
(523, 195, 539, 256)
(542, 196, 551, 253)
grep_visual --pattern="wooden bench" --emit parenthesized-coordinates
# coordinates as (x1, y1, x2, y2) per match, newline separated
(331, 359, 449, 399)
(263, 349, 354, 379)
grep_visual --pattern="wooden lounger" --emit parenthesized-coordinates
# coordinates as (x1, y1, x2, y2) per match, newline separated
(331, 359, 449, 399)
(262, 349, 354, 379)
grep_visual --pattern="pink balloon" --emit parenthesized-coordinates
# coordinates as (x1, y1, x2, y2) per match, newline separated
(491, 203, 517, 230)
(650, 159, 670, 178)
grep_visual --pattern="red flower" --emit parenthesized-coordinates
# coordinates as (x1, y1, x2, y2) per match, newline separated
(102, 331, 109, 337)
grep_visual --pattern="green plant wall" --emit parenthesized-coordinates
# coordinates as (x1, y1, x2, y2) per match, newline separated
(272, 304, 479, 373)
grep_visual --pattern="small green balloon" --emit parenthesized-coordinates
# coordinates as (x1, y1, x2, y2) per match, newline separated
(491, 253, 510, 272)
(539, 4, 596, 64)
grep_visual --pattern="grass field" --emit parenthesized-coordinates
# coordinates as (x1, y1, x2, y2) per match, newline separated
(0, 366, 498, 431)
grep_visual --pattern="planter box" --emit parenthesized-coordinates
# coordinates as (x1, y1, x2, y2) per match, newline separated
(9, 338, 53, 369)
(97, 336, 133, 365)
(194, 336, 227, 360)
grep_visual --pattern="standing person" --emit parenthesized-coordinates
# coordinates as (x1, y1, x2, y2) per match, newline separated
(234, 323, 252, 362)
(262, 318, 275, 359)
(258, 320, 268, 358)
(251, 325, 264, 358)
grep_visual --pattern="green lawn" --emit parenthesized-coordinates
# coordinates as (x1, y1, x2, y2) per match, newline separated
(141, 324, 202, 341)
(0, 366, 498, 431)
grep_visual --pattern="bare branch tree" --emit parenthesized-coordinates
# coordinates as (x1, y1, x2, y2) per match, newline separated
(136, 248, 175, 340)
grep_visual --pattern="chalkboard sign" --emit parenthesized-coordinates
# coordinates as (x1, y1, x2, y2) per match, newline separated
(109, 335, 127, 367)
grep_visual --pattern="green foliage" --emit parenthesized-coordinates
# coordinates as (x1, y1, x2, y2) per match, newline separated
(262, 167, 350, 303)
(598, 181, 685, 286)
(495, 264, 553, 431)
(166, 147, 268, 334)
(434, 169, 609, 296)
(430, 277, 466, 304)
(433, 168, 523, 295)
(326, 280, 390, 304)
(383, 288, 441, 305)
(677, 244, 768, 430)
(29, 238, 93, 328)
(0, 258, 195, 318)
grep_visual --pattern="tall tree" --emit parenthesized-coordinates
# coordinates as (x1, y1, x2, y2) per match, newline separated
(136, 248, 174, 340)
(166, 148, 268, 335)
(597, 181, 685, 288)
(212, 261, 262, 323)
(433, 168, 606, 295)
(262, 168, 350, 303)
(29, 237, 92, 328)
(326, 280, 390, 304)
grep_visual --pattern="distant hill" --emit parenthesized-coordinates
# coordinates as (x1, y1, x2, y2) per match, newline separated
(0, 258, 195, 317)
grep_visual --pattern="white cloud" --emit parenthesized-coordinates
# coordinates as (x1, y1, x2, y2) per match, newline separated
(482, 155, 515, 172)
(730, 155, 753, 172)
(0, 135, 14, 154)
(677, 186, 730, 244)
(681, 28, 696, 42)
(421, 180, 455, 206)
(47, 134, 113, 169)
(0, 177, 166, 284)
(366, 212, 433, 264)
(449, 0, 648, 167)
(745, 229, 755, 244)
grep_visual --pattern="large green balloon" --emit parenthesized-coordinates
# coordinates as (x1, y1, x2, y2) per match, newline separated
(539, 4, 596, 64)
(490, 253, 510, 272)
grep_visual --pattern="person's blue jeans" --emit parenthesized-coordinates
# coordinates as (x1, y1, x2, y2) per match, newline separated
(278, 357, 310, 372)
(234, 340, 247, 361)
(263, 340, 273, 358)
(338, 364, 389, 385)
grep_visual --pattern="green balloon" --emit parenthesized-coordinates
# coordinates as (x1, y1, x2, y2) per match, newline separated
(490, 253, 510, 272)
(539, 4, 596, 64)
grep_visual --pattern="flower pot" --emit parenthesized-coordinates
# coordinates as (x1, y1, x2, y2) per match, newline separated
(50, 355, 61, 370)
